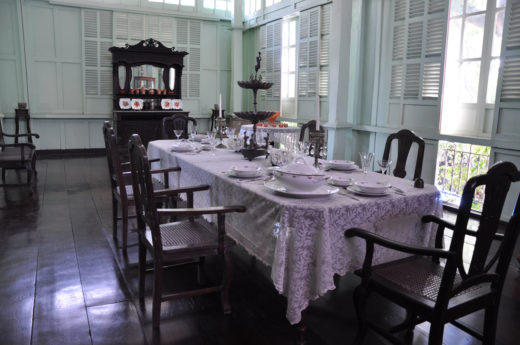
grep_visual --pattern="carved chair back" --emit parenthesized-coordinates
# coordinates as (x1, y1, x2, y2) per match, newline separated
(102, 121, 129, 200)
(161, 114, 197, 139)
(299, 120, 325, 156)
(14, 109, 33, 144)
(448, 162, 520, 290)
(128, 134, 162, 251)
(382, 129, 425, 180)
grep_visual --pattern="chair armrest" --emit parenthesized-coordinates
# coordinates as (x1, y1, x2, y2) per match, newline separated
(344, 228, 455, 258)
(153, 184, 210, 197)
(2, 133, 40, 139)
(120, 158, 162, 167)
(422, 215, 456, 230)
(150, 167, 181, 174)
(157, 205, 246, 217)
(465, 228, 504, 241)
(451, 273, 499, 295)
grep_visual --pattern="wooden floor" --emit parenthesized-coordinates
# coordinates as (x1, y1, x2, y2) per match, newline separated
(0, 156, 518, 345)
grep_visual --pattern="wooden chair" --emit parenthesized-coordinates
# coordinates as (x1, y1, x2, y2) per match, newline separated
(344, 161, 520, 345)
(382, 129, 425, 187)
(161, 114, 197, 139)
(102, 121, 181, 253)
(128, 134, 246, 328)
(299, 120, 325, 156)
(0, 117, 39, 188)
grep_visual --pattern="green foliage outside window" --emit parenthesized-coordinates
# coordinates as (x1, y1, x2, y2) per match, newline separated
(435, 141, 491, 211)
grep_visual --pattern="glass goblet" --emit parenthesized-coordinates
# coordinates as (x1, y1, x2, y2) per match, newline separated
(190, 126, 197, 141)
(377, 159, 392, 175)
(359, 152, 374, 174)
(173, 129, 183, 140)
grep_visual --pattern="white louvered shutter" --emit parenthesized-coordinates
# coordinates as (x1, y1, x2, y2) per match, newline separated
(319, 3, 331, 96)
(177, 19, 200, 99)
(499, 0, 520, 100)
(298, 8, 321, 97)
(83, 9, 113, 97)
(262, 20, 282, 100)
(389, 0, 447, 104)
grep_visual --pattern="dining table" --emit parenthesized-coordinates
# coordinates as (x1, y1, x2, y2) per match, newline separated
(147, 140, 443, 325)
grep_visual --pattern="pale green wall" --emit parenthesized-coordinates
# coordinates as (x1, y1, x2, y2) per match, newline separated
(0, 0, 233, 150)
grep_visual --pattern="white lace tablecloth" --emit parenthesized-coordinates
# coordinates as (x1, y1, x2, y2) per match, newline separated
(148, 140, 442, 324)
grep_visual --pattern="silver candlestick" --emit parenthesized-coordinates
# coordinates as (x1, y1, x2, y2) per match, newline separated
(216, 117, 227, 149)
(311, 132, 325, 168)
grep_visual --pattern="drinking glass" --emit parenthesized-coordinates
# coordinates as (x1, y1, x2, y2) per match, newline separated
(359, 152, 374, 174)
(225, 128, 236, 138)
(190, 126, 197, 141)
(173, 129, 183, 140)
(377, 159, 392, 175)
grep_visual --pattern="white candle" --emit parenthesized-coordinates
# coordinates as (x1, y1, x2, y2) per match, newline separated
(219, 93, 222, 118)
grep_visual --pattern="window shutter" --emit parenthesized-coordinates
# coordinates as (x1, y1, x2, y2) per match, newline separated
(389, 0, 447, 105)
(129, 14, 144, 41)
(177, 19, 201, 99)
(262, 19, 282, 101)
(83, 10, 113, 97)
(298, 7, 321, 97)
(146, 16, 160, 39)
(114, 13, 128, 41)
(500, 1, 520, 100)
(319, 4, 330, 96)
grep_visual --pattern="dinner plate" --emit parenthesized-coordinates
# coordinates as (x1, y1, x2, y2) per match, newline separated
(328, 176, 353, 187)
(346, 185, 391, 196)
(119, 98, 131, 109)
(264, 180, 339, 198)
(328, 160, 356, 170)
(226, 170, 263, 179)
(170, 144, 192, 152)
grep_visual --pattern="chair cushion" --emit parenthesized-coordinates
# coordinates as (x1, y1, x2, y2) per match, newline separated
(145, 218, 235, 253)
(365, 256, 489, 303)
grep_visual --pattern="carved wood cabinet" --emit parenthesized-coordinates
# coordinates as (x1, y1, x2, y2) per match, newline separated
(110, 39, 189, 147)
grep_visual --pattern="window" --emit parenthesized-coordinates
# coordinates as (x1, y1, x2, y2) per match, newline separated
(435, 141, 490, 210)
(148, 0, 195, 5)
(281, 18, 297, 118)
(266, 0, 282, 7)
(204, 0, 233, 11)
(281, 19, 297, 99)
(440, 0, 507, 137)
(245, 0, 261, 16)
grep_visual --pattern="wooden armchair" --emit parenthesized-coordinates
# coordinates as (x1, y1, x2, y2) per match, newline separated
(344, 161, 520, 345)
(103, 121, 192, 253)
(128, 134, 246, 328)
(0, 118, 40, 188)
(161, 114, 197, 139)
(382, 129, 425, 188)
(299, 120, 325, 156)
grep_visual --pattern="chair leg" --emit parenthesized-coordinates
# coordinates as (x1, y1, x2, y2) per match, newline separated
(221, 250, 233, 315)
(112, 196, 118, 240)
(483, 304, 498, 345)
(197, 256, 206, 286)
(138, 238, 146, 301)
(428, 322, 444, 345)
(32, 155, 38, 178)
(121, 201, 129, 254)
(26, 165, 32, 186)
(152, 261, 163, 328)
(1, 168, 5, 181)
(352, 285, 369, 345)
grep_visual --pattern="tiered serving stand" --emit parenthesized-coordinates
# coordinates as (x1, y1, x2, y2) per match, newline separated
(234, 53, 276, 161)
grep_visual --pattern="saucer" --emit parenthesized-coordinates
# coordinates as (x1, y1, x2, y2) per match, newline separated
(264, 180, 339, 198)
(346, 185, 391, 196)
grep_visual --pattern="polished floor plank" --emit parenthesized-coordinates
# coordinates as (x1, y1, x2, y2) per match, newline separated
(88, 301, 146, 345)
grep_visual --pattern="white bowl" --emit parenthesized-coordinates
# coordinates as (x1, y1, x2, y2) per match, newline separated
(231, 165, 262, 178)
(280, 158, 322, 175)
(193, 134, 206, 142)
(328, 176, 353, 187)
(354, 181, 391, 193)
(329, 160, 356, 170)
(274, 170, 328, 192)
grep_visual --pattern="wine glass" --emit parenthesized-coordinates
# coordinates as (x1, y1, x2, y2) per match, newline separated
(173, 129, 183, 140)
(377, 159, 392, 175)
(359, 152, 374, 174)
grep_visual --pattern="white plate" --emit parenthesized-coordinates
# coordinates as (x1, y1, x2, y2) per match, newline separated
(231, 165, 262, 177)
(354, 181, 391, 193)
(193, 134, 206, 142)
(170, 144, 192, 152)
(347, 185, 391, 196)
(328, 176, 353, 187)
(329, 160, 356, 169)
(172, 99, 183, 110)
(227, 170, 263, 179)
(264, 180, 339, 198)
(266, 166, 281, 175)
(161, 99, 172, 110)
(119, 98, 131, 109)
(131, 99, 144, 110)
